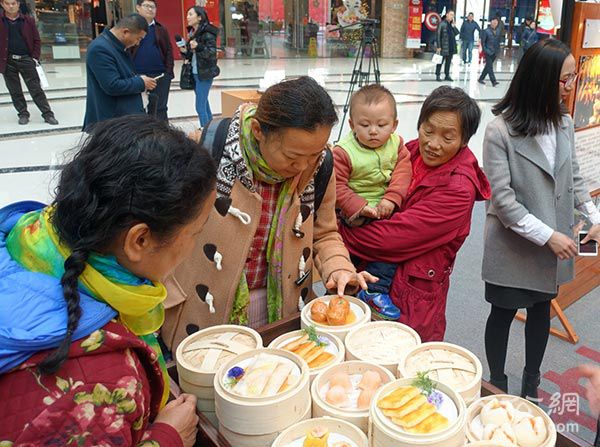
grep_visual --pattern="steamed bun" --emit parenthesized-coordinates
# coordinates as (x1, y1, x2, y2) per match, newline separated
(483, 423, 517, 446)
(513, 415, 548, 447)
(480, 398, 516, 426)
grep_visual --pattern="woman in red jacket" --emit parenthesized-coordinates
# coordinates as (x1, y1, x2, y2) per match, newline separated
(339, 86, 491, 342)
(0, 115, 216, 446)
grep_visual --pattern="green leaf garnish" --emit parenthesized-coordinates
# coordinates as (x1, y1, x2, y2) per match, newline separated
(303, 325, 327, 347)
(411, 370, 437, 396)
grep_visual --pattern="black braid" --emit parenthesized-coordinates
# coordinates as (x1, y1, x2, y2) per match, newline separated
(38, 249, 88, 375)
(35, 115, 216, 376)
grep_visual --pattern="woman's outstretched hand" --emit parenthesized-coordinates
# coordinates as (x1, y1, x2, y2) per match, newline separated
(326, 270, 379, 296)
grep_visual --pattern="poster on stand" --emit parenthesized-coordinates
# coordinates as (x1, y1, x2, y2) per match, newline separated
(574, 54, 600, 129)
(406, 0, 422, 49)
(574, 126, 600, 193)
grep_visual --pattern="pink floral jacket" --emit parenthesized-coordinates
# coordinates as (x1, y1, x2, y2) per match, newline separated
(0, 321, 182, 447)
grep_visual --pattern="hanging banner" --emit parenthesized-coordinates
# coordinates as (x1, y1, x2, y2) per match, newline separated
(407, 0, 423, 49)
(537, 0, 556, 35)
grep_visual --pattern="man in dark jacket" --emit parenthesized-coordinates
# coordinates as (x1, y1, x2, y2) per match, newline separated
(0, 0, 58, 125)
(478, 17, 500, 87)
(129, 0, 174, 121)
(435, 10, 459, 82)
(459, 12, 480, 64)
(83, 13, 157, 131)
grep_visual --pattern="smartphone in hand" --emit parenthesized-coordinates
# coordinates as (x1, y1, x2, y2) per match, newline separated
(578, 231, 598, 256)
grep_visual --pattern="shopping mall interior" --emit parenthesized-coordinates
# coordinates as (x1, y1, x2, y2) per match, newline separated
(1, 0, 599, 444)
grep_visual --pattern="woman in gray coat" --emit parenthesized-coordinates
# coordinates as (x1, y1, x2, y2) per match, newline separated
(482, 39, 600, 402)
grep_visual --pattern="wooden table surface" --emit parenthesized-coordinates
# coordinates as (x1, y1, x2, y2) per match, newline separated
(168, 313, 592, 447)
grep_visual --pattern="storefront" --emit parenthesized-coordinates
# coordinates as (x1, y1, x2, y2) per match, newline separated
(20, 0, 383, 63)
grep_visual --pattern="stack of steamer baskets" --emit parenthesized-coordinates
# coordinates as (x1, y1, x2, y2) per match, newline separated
(175, 325, 262, 426)
(344, 321, 422, 374)
(465, 394, 557, 447)
(214, 347, 311, 447)
(268, 327, 346, 383)
(397, 342, 483, 405)
(272, 417, 369, 447)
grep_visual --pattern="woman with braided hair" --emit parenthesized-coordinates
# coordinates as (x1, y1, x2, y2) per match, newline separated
(0, 115, 217, 446)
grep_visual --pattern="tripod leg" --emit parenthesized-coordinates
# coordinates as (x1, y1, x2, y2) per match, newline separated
(337, 40, 365, 142)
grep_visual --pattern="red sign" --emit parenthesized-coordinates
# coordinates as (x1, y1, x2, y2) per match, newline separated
(424, 11, 441, 32)
(406, 0, 422, 49)
(183, 0, 220, 28)
(536, 0, 556, 35)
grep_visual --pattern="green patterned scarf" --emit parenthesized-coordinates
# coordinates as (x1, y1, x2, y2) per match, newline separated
(229, 106, 299, 325)
(6, 208, 170, 408)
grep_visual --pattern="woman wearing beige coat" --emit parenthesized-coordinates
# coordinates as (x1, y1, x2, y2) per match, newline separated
(482, 40, 600, 402)
(161, 77, 375, 351)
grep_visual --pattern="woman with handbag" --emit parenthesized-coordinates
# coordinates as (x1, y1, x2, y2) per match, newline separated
(179, 6, 219, 129)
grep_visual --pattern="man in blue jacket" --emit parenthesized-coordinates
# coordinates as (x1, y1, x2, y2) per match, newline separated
(478, 17, 500, 87)
(459, 12, 480, 64)
(83, 14, 157, 131)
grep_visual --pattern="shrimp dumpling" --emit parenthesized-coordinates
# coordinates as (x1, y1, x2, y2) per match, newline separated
(329, 372, 353, 391)
(513, 415, 548, 447)
(326, 385, 350, 407)
(357, 387, 375, 409)
(358, 370, 382, 390)
(480, 398, 515, 426)
(483, 423, 517, 446)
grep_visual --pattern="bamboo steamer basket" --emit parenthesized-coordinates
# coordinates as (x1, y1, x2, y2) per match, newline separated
(345, 321, 421, 374)
(214, 348, 311, 435)
(272, 417, 369, 447)
(369, 377, 467, 447)
(311, 360, 395, 433)
(465, 395, 557, 447)
(176, 325, 262, 423)
(268, 329, 345, 384)
(219, 400, 311, 447)
(176, 325, 262, 387)
(398, 342, 483, 405)
(301, 295, 371, 342)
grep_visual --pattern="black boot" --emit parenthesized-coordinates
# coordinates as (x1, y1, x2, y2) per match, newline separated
(489, 374, 508, 393)
(521, 368, 541, 404)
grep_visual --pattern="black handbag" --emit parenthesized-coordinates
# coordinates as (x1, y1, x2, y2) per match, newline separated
(180, 62, 195, 90)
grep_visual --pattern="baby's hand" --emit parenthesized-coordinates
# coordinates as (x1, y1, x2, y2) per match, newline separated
(376, 199, 395, 219)
(360, 205, 379, 219)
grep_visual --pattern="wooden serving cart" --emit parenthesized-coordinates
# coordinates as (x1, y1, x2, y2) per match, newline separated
(167, 314, 593, 447)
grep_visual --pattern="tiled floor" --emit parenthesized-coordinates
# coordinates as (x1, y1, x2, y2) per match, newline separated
(1, 53, 598, 444)
(0, 53, 516, 205)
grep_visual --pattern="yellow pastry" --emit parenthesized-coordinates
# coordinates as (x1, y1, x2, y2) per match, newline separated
(303, 426, 329, 447)
(377, 386, 420, 409)
(394, 402, 436, 428)
(407, 412, 449, 434)
(382, 394, 428, 418)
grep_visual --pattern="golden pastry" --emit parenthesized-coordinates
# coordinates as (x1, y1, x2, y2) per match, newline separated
(326, 297, 350, 325)
(303, 426, 329, 447)
(311, 300, 328, 323)
(407, 412, 449, 434)
(377, 386, 420, 409)
(382, 394, 428, 418)
(394, 402, 436, 428)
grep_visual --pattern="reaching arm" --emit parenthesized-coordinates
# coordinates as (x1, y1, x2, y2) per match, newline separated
(339, 178, 476, 263)
(382, 138, 412, 208)
(332, 145, 368, 220)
